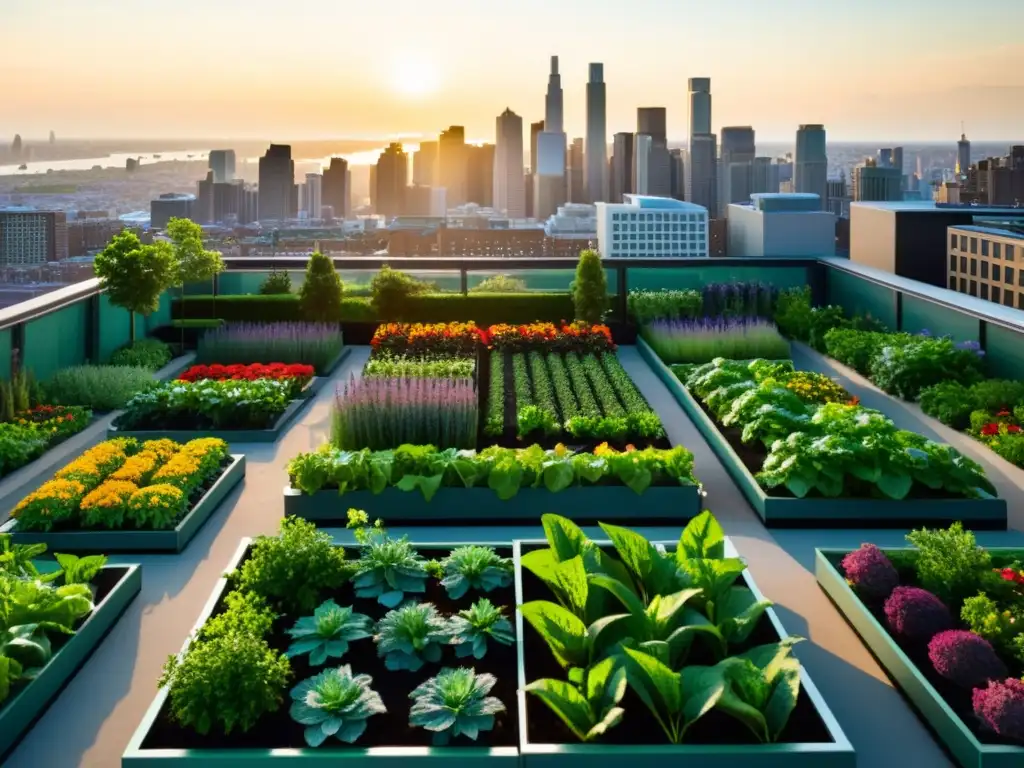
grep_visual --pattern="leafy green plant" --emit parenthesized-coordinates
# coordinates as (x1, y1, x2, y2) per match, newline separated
(572, 249, 608, 325)
(235, 517, 347, 612)
(484, 351, 504, 437)
(109, 339, 173, 371)
(115, 378, 292, 431)
(920, 379, 1024, 430)
(200, 590, 277, 641)
(285, 600, 372, 666)
(374, 601, 451, 671)
(299, 251, 344, 322)
(289, 665, 386, 746)
(159, 632, 291, 735)
(446, 598, 515, 659)
(0, 575, 95, 630)
(870, 337, 984, 401)
(53, 553, 107, 585)
(260, 268, 293, 295)
(824, 328, 903, 376)
(525, 655, 626, 742)
(45, 365, 156, 411)
(470, 274, 527, 293)
(370, 265, 430, 321)
(353, 535, 429, 607)
(0, 537, 55, 580)
(409, 667, 506, 745)
(627, 288, 702, 325)
(438, 545, 512, 599)
(906, 522, 991, 610)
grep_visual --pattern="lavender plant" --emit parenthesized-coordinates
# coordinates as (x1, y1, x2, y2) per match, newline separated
(197, 322, 344, 374)
(641, 318, 791, 364)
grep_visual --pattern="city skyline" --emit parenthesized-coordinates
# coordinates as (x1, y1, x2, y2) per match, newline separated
(5, 0, 1024, 142)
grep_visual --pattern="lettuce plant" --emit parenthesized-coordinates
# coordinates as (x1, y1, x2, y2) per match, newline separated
(374, 602, 451, 671)
(438, 545, 512, 600)
(0, 575, 94, 631)
(53, 553, 108, 586)
(1, 622, 64, 673)
(409, 667, 505, 745)
(446, 598, 515, 659)
(285, 600, 372, 666)
(353, 535, 429, 608)
(0, 654, 23, 703)
(525, 655, 626, 741)
(289, 665, 386, 746)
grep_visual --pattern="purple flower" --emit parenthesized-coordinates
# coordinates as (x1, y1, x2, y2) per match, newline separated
(928, 630, 1008, 689)
(841, 544, 899, 600)
(973, 678, 1024, 743)
(919, 329, 933, 337)
(883, 586, 953, 642)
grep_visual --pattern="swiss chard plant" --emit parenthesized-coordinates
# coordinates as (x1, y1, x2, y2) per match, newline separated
(409, 667, 506, 745)
(374, 602, 451, 672)
(446, 598, 515, 659)
(438, 545, 512, 600)
(285, 600, 372, 666)
(289, 665, 386, 747)
(352, 534, 429, 608)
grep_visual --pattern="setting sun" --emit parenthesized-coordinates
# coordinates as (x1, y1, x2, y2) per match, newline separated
(390, 53, 441, 98)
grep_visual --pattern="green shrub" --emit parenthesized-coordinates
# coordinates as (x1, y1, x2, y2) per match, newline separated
(299, 252, 344, 321)
(44, 366, 156, 411)
(109, 339, 173, 371)
(470, 274, 527, 293)
(919, 379, 1024, 430)
(906, 522, 990, 610)
(870, 337, 984, 401)
(823, 328, 904, 376)
(774, 287, 814, 340)
(260, 269, 292, 295)
(627, 289, 702, 324)
(370, 266, 430, 320)
(572, 249, 607, 324)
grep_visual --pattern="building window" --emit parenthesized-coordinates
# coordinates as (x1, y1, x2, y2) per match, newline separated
(1007, 267, 1015, 285)
(949, 254, 956, 271)
(982, 240, 990, 257)
(1008, 245, 1016, 261)
(981, 261, 989, 279)
(960, 277, 967, 292)
(994, 264, 1002, 281)
(991, 286, 999, 303)
(961, 256, 968, 272)
(1019, 293, 1024, 309)
(970, 259, 977, 276)
(971, 238, 978, 254)
(982, 284, 990, 300)
(994, 243, 1002, 259)
(949, 276, 957, 289)
(951, 233, 957, 249)
(961, 235, 968, 250)
(1005, 291, 1014, 308)
(970, 280, 978, 296)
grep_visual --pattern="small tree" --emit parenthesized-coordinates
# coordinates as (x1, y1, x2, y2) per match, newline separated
(370, 265, 428, 321)
(167, 217, 224, 345)
(572, 249, 607, 325)
(94, 231, 175, 342)
(299, 251, 344, 322)
(260, 269, 292, 295)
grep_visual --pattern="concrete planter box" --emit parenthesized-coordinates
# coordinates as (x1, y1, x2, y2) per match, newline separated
(0, 564, 142, 762)
(514, 538, 855, 768)
(122, 539, 518, 767)
(0, 455, 246, 553)
(284, 484, 702, 526)
(816, 548, 1024, 768)
(637, 338, 1008, 529)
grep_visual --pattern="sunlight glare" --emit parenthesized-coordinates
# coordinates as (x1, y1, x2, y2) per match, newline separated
(391, 53, 441, 98)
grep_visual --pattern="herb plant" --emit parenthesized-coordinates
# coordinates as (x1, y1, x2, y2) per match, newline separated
(409, 667, 506, 745)
(374, 602, 451, 671)
(438, 545, 512, 600)
(289, 665, 386, 746)
(285, 600, 372, 666)
(353, 535, 429, 608)
(906, 522, 991, 609)
(446, 598, 515, 659)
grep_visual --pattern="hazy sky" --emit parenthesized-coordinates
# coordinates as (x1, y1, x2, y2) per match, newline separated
(5, 0, 1024, 143)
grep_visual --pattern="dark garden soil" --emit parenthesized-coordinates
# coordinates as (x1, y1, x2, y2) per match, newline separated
(825, 552, 1024, 749)
(142, 546, 519, 752)
(519, 543, 836, 747)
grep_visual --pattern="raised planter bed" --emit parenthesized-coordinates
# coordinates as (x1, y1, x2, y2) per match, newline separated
(122, 538, 519, 767)
(514, 537, 856, 768)
(637, 337, 1008, 529)
(1, 563, 142, 762)
(816, 548, 1023, 768)
(109, 397, 308, 444)
(0, 455, 246, 553)
(284, 484, 702, 526)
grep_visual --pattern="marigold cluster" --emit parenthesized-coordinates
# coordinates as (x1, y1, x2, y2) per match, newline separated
(371, 322, 487, 354)
(486, 322, 615, 353)
(782, 371, 852, 405)
(80, 480, 139, 510)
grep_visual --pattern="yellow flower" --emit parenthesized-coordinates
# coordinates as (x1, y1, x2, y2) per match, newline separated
(81, 480, 138, 510)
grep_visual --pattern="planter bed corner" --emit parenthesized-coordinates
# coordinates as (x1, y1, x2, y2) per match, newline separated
(816, 548, 1024, 768)
(636, 337, 1008, 530)
(0, 455, 246, 553)
(108, 397, 308, 444)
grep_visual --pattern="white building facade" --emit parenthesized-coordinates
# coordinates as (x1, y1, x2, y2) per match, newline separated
(596, 195, 709, 258)
(727, 193, 835, 257)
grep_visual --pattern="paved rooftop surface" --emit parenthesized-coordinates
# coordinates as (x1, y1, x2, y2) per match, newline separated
(4, 344, 1024, 767)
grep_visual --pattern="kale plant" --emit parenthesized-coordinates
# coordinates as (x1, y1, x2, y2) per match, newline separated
(438, 545, 512, 599)
(289, 665, 386, 746)
(286, 599, 373, 666)
(446, 598, 515, 659)
(374, 602, 451, 671)
(353, 535, 429, 608)
(409, 667, 506, 745)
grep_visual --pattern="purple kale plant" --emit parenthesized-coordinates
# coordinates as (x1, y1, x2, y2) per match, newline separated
(884, 586, 953, 642)
(928, 630, 1009, 689)
(972, 678, 1024, 743)
(841, 544, 899, 601)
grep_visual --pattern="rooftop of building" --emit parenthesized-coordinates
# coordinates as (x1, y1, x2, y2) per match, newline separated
(950, 224, 1024, 240)
(618, 195, 707, 212)
(853, 201, 1024, 214)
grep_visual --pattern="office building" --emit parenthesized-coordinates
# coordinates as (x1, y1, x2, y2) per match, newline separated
(826, 176, 851, 218)
(957, 132, 971, 178)
(669, 149, 685, 200)
(0, 208, 68, 265)
(208, 150, 236, 183)
(544, 203, 598, 248)
(719, 126, 756, 212)
(795, 125, 828, 209)
(633, 135, 652, 195)
(852, 159, 902, 202)
(374, 142, 408, 219)
(413, 141, 438, 186)
(494, 108, 526, 218)
(947, 224, 1024, 308)
(66, 217, 124, 257)
(304, 173, 323, 220)
(534, 55, 567, 219)
(196, 172, 215, 224)
(526, 119, 545, 217)
(596, 195, 709, 258)
(438, 126, 468, 206)
(569, 138, 585, 202)
(466, 143, 494, 207)
(150, 193, 196, 229)
(688, 78, 711, 136)
(322, 157, 350, 221)
(545, 55, 563, 133)
(585, 63, 607, 203)
(405, 185, 447, 217)
(257, 144, 295, 221)
(686, 133, 718, 216)
(213, 181, 245, 224)
(752, 157, 779, 194)
(241, 186, 258, 225)
(727, 193, 835, 257)
(610, 132, 634, 204)
(638, 107, 671, 196)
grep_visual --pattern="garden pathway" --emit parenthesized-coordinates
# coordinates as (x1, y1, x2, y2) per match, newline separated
(6, 344, 1022, 767)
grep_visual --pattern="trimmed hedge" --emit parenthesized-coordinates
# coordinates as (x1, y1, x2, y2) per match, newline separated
(173, 292, 586, 325)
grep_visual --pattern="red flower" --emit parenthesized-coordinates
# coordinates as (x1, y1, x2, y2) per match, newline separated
(997, 410, 1011, 417)
(981, 423, 1000, 436)
(1009, 425, 1022, 434)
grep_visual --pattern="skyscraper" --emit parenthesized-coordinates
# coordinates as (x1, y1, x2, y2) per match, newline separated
(752, 157, 779, 194)
(669, 149, 685, 200)
(957, 132, 971, 178)
(633, 135, 652, 195)
(686, 78, 716, 215)
(719, 126, 756, 211)
(466, 143, 495, 206)
(527, 119, 545, 218)
(196, 172, 215, 224)
(569, 138, 585, 202)
(209, 150, 236, 183)
(585, 63, 607, 203)
(637, 107, 671, 196)
(535, 55, 567, 219)
(322, 157, 350, 221)
(257, 144, 295, 221)
(413, 141, 438, 186)
(852, 159, 902, 202)
(545, 55, 563, 134)
(494, 108, 526, 218)
(438, 126, 467, 206)
(610, 132, 634, 203)
(304, 173, 323, 219)
(795, 125, 828, 209)
(688, 78, 711, 136)
(374, 142, 408, 218)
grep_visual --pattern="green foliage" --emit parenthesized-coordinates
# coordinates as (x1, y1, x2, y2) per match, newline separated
(352, 535, 429, 607)
(823, 328, 903, 376)
(115, 378, 292, 430)
(299, 251, 344, 322)
(260, 269, 293, 295)
(446, 598, 515, 659)
(109, 339, 173, 371)
(0, 368, 37, 421)
(159, 632, 291, 735)
(438, 545, 513, 600)
(53, 553, 107, 585)
(200, 590, 277, 641)
(483, 351, 504, 437)
(94, 230, 176, 325)
(470, 273, 527, 293)
(235, 517, 347, 612)
(45, 365, 156, 411)
(370, 265, 430, 321)
(363, 353, 475, 379)
(920, 379, 1024, 430)
(285, 600, 373, 666)
(870, 337, 984, 401)
(572, 249, 608, 325)
(373, 601, 451, 671)
(289, 665, 386, 746)
(409, 667, 506, 745)
(525, 655, 626, 742)
(167, 217, 223, 286)
(773, 287, 814, 341)
(627, 289, 702, 325)
(906, 522, 991, 609)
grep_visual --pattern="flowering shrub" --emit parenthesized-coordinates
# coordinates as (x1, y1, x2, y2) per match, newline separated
(781, 371, 851, 405)
(841, 544, 899, 601)
(11, 478, 87, 531)
(487, 322, 615, 353)
(109, 453, 161, 486)
(927, 630, 1008, 689)
(972, 678, 1024, 742)
(0, 404, 92, 478)
(371, 322, 486, 356)
(127, 484, 187, 528)
(80, 479, 139, 529)
(179, 363, 314, 398)
(884, 586, 953, 642)
(116, 379, 293, 431)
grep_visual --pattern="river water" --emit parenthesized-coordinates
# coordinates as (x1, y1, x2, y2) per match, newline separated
(0, 149, 212, 176)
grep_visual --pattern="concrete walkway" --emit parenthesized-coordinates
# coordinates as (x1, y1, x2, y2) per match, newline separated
(6, 345, 1023, 766)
